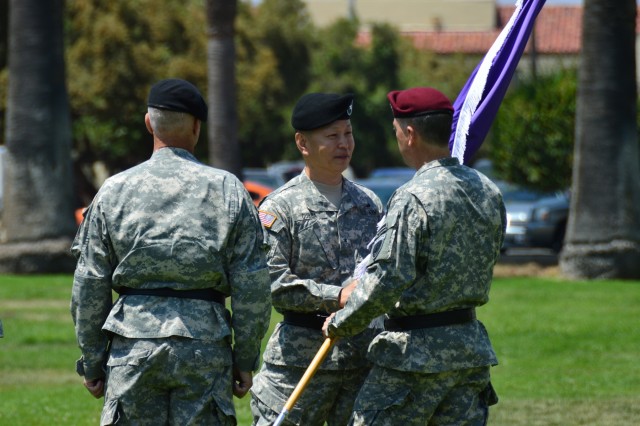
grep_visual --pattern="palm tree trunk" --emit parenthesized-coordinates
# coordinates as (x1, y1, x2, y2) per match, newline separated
(0, 0, 76, 272)
(560, 0, 640, 279)
(205, 0, 243, 179)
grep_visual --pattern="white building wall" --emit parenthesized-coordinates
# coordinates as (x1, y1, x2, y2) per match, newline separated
(304, 0, 496, 31)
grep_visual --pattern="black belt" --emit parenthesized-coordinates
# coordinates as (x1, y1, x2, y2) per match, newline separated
(384, 308, 476, 331)
(282, 311, 329, 330)
(117, 287, 226, 304)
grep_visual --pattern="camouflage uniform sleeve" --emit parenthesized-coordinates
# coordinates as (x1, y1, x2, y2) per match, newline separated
(328, 192, 425, 337)
(226, 183, 272, 372)
(70, 201, 116, 380)
(498, 199, 507, 248)
(259, 198, 342, 313)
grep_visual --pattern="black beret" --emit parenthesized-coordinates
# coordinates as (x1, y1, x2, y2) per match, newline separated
(147, 78, 208, 122)
(387, 87, 453, 118)
(291, 93, 354, 131)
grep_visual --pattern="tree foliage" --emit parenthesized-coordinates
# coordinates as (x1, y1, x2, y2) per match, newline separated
(490, 69, 577, 192)
(307, 18, 379, 175)
(304, 19, 477, 177)
(0, 0, 582, 197)
(235, 0, 315, 166)
(65, 0, 208, 200)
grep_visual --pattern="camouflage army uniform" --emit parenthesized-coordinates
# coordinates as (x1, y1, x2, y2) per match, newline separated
(250, 172, 383, 426)
(71, 147, 271, 425)
(327, 158, 506, 425)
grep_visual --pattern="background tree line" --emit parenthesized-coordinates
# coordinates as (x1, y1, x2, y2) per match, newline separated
(0, 0, 578, 206)
(1, 0, 638, 278)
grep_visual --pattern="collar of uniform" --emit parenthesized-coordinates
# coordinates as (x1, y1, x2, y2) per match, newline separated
(341, 179, 375, 213)
(298, 172, 340, 212)
(415, 156, 460, 177)
(151, 146, 198, 162)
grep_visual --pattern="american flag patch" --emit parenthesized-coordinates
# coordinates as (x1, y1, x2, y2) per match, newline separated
(258, 210, 277, 228)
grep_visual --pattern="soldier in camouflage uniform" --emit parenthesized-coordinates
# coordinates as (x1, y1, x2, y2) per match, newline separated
(70, 79, 271, 426)
(323, 87, 506, 425)
(250, 93, 384, 426)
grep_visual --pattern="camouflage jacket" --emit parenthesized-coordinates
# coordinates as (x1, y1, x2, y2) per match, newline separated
(328, 157, 506, 373)
(71, 147, 271, 380)
(258, 172, 383, 369)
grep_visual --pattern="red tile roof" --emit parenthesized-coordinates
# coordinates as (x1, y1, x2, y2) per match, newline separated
(357, 6, 638, 55)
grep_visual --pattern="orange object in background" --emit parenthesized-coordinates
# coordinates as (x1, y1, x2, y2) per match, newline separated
(75, 208, 85, 225)
(243, 180, 273, 206)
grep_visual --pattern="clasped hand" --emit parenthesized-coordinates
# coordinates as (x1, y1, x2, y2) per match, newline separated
(322, 278, 358, 337)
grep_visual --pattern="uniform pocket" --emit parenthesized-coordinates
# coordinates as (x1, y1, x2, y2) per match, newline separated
(352, 384, 412, 425)
(354, 386, 411, 412)
(106, 348, 152, 368)
(100, 398, 121, 426)
(312, 221, 339, 270)
(250, 375, 304, 425)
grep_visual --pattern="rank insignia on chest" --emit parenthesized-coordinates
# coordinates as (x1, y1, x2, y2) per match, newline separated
(258, 210, 278, 228)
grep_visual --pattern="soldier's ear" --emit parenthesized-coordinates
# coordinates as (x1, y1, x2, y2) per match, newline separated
(192, 117, 200, 136)
(406, 125, 417, 147)
(145, 113, 154, 135)
(295, 132, 308, 155)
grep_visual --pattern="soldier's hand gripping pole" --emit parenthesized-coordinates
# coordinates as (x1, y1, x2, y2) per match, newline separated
(273, 337, 336, 426)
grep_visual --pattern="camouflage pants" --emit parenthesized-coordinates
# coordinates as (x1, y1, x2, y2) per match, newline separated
(250, 362, 369, 426)
(349, 365, 497, 426)
(102, 335, 235, 426)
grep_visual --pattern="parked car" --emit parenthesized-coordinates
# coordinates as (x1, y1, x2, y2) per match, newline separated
(369, 167, 415, 183)
(498, 181, 569, 253)
(267, 161, 307, 184)
(355, 167, 414, 207)
(243, 167, 286, 189)
(356, 177, 405, 206)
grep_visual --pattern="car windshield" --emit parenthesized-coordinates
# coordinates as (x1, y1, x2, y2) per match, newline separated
(243, 168, 282, 189)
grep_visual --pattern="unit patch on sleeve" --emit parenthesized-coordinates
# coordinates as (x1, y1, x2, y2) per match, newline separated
(258, 210, 278, 229)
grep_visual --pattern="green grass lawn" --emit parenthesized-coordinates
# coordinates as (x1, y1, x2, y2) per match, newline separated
(1, 274, 639, 425)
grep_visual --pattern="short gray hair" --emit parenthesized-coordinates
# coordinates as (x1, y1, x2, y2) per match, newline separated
(397, 113, 452, 147)
(147, 107, 193, 135)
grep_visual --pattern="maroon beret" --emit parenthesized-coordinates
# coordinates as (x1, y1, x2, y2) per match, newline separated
(387, 87, 453, 118)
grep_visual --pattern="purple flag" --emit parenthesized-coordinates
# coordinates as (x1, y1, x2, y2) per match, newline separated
(450, 0, 547, 165)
